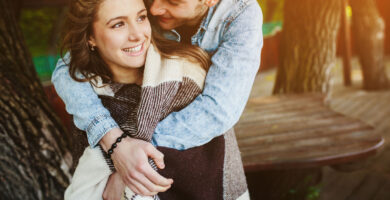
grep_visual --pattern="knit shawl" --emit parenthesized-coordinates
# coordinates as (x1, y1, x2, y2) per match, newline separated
(64, 45, 249, 200)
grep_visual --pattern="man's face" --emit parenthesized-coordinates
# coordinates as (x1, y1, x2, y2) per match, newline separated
(149, 0, 207, 30)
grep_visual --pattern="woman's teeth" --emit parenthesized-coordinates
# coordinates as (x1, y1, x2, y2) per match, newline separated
(123, 44, 142, 53)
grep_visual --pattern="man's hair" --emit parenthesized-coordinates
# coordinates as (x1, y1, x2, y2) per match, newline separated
(61, 0, 210, 83)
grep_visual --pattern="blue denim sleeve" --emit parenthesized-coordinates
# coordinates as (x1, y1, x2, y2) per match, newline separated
(151, 4, 263, 149)
(51, 53, 119, 147)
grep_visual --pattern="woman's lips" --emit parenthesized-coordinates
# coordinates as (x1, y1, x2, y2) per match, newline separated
(122, 43, 144, 56)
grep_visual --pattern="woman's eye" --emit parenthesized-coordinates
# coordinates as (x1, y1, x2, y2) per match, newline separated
(137, 15, 148, 23)
(111, 22, 124, 28)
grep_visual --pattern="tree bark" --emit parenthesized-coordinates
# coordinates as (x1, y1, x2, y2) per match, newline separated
(350, 0, 389, 90)
(273, 0, 342, 94)
(0, 0, 72, 199)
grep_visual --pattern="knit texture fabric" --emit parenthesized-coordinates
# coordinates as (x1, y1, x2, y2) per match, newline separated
(65, 45, 248, 200)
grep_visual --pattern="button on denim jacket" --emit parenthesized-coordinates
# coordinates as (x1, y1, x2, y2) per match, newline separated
(52, 0, 263, 150)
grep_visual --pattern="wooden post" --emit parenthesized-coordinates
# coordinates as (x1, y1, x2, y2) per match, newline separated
(340, 0, 352, 86)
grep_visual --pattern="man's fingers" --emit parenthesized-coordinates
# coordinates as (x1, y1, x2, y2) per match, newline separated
(142, 164, 173, 187)
(134, 164, 171, 193)
(110, 139, 172, 196)
(144, 144, 165, 169)
(126, 176, 154, 196)
(128, 184, 141, 197)
(134, 171, 170, 194)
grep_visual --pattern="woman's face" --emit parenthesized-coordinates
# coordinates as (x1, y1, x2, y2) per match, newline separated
(89, 0, 151, 77)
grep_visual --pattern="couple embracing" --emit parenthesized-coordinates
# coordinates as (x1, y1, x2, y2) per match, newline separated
(54, 0, 263, 199)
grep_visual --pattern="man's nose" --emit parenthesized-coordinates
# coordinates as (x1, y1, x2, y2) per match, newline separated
(150, 0, 166, 16)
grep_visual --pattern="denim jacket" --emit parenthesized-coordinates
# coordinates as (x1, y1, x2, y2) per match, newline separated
(52, 0, 263, 150)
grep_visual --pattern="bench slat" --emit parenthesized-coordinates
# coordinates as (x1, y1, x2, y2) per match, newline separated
(235, 94, 383, 171)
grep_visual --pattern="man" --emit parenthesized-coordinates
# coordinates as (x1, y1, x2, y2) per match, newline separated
(53, 0, 262, 198)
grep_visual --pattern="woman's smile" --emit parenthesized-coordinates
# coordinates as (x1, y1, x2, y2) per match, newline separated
(122, 42, 144, 56)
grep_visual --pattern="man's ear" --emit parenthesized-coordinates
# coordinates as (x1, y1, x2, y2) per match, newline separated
(205, 0, 219, 7)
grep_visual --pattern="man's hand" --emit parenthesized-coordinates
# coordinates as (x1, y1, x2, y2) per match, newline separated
(100, 128, 173, 196)
(103, 172, 125, 200)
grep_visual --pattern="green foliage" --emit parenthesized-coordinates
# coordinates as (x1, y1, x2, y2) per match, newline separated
(283, 174, 322, 200)
(257, 0, 284, 37)
(19, 7, 63, 81)
(19, 7, 62, 57)
(306, 185, 321, 200)
(257, 0, 284, 22)
(304, 175, 321, 200)
(263, 21, 282, 37)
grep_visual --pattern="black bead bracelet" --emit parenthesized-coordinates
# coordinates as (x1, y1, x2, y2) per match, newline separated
(107, 132, 129, 158)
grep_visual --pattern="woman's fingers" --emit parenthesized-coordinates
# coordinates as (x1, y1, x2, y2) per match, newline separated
(102, 172, 125, 200)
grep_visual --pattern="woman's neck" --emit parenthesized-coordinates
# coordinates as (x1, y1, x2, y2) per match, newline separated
(111, 67, 143, 85)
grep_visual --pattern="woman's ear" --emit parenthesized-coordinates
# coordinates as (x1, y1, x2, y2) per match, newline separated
(88, 36, 97, 51)
(205, 0, 219, 7)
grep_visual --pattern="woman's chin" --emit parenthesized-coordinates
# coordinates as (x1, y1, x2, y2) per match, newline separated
(123, 59, 145, 69)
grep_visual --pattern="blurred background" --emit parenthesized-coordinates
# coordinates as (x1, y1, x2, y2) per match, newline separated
(1, 0, 390, 199)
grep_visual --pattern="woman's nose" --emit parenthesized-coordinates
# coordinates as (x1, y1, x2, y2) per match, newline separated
(150, 0, 166, 16)
(127, 25, 143, 41)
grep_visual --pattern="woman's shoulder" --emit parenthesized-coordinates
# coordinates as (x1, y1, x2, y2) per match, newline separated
(174, 56, 206, 83)
(144, 45, 207, 89)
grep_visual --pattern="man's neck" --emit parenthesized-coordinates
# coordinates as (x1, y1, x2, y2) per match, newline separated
(176, 7, 209, 44)
(176, 25, 199, 44)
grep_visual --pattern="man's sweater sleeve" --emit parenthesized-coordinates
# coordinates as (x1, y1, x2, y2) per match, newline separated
(51, 53, 119, 146)
(151, 4, 263, 150)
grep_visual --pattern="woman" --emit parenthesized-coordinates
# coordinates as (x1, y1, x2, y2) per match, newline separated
(61, 0, 248, 199)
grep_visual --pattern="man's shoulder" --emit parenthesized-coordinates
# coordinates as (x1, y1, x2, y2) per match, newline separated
(198, 0, 262, 51)
(214, 0, 262, 23)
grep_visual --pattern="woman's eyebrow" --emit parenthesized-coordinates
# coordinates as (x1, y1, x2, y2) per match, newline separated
(105, 9, 147, 25)
(106, 16, 127, 25)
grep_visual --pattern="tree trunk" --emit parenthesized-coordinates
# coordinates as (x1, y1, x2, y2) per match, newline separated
(350, 0, 389, 90)
(0, 0, 72, 199)
(273, 0, 342, 94)
(340, 0, 352, 86)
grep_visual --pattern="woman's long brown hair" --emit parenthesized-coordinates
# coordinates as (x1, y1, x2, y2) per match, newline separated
(61, 0, 210, 83)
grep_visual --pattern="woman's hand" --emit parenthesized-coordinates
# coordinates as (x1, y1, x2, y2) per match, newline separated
(100, 128, 173, 196)
(103, 172, 125, 200)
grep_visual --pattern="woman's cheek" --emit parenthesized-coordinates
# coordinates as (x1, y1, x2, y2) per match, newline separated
(102, 30, 127, 48)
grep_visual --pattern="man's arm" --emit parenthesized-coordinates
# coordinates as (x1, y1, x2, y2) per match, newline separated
(152, 3, 263, 150)
(51, 53, 119, 146)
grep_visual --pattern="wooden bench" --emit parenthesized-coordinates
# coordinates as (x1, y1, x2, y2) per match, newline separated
(235, 93, 384, 199)
(235, 93, 384, 172)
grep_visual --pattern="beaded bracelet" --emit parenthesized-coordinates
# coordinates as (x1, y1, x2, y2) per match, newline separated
(107, 132, 130, 158)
